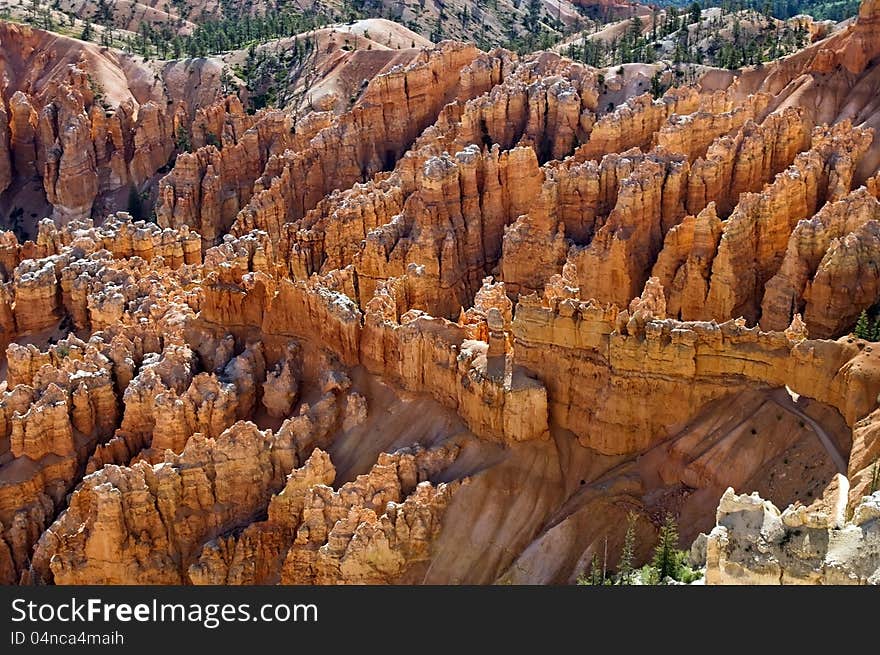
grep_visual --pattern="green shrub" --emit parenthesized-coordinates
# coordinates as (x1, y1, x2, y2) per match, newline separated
(854, 309, 880, 341)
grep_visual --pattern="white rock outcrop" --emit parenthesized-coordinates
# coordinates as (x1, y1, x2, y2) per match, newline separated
(701, 477, 880, 585)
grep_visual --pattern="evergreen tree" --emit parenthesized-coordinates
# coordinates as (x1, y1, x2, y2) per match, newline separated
(629, 15, 643, 39)
(522, 0, 542, 34)
(616, 511, 637, 584)
(871, 317, 880, 342)
(855, 309, 872, 339)
(689, 1, 702, 25)
(174, 125, 191, 153)
(81, 19, 94, 42)
(651, 513, 680, 583)
(650, 72, 664, 98)
(577, 553, 605, 585)
(589, 553, 603, 585)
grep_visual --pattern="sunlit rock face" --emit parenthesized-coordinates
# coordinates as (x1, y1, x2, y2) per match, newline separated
(3, 1, 880, 585)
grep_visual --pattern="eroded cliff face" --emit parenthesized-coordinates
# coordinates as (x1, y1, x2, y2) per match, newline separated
(0, 22, 229, 228)
(3, 0, 880, 586)
(700, 480, 880, 584)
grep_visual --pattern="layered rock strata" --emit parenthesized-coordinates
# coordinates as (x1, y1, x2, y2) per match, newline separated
(3, 1, 880, 586)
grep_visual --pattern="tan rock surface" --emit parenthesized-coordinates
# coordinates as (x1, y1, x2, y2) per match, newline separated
(703, 484, 880, 584)
(4, 3, 880, 585)
(0, 22, 228, 227)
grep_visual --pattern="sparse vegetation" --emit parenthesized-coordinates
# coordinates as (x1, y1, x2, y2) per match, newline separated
(174, 124, 191, 154)
(128, 10, 326, 59)
(854, 308, 880, 341)
(657, 0, 858, 23)
(577, 553, 607, 585)
(652, 513, 681, 580)
(615, 512, 638, 584)
(237, 36, 317, 111)
(577, 512, 702, 586)
(80, 18, 93, 42)
(562, 3, 813, 70)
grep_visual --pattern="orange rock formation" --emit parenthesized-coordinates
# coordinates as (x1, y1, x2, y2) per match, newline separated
(3, 1, 880, 586)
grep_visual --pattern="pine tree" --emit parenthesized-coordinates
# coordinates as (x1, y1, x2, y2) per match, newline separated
(174, 125, 191, 153)
(651, 513, 680, 583)
(650, 72, 663, 98)
(616, 511, 637, 584)
(689, 1, 702, 25)
(81, 19, 94, 42)
(872, 317, 880, 343)
(577, 553, 604, 585)
(589, 553, 603, 585)
(855, 309, 871, 339)
(629, 15, 643, 39)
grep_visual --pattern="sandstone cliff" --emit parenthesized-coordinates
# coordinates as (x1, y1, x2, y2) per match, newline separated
(0, 22, 229, 229)
(3, 1, 880, 586)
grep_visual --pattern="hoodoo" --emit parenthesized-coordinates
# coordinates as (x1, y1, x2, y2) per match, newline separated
(1, 0, 880, 586)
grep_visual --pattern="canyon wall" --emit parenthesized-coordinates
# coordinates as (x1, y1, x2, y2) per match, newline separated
(0, 22, 228, 226)
(3, 0, 880, 585)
